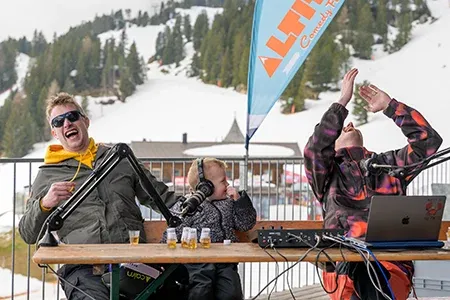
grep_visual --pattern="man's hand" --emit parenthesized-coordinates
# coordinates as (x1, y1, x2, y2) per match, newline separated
(226, 186, 239, 200)
(41, 182, 75, 209)
(359, 84, 392, 113)
(337, 68, 358, 107)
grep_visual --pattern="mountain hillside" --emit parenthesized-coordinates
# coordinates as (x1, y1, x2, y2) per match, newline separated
(0, 1, 449, 215)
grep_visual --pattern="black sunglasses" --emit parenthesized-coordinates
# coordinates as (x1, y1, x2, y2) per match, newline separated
(51, 110, 85, 128)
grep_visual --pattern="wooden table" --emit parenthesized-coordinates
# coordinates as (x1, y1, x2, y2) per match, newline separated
(33, 243, 450, 299)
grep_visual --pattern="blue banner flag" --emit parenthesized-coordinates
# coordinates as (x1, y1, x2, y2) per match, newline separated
(246, 0, 345, 149)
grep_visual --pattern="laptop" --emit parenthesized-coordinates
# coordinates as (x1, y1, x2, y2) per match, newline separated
(358, 195, 447, 249)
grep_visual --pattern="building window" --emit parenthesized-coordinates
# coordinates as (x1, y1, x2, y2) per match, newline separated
(150, 168, 162, 180)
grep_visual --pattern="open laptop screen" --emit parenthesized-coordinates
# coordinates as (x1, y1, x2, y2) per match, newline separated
(365, 195, 446, 243)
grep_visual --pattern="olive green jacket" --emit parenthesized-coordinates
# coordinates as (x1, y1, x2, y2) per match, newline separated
(19, 144, 178, 245)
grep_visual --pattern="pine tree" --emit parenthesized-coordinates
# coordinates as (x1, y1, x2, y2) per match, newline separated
(295, 70, 311, 110)
(102, 40, 115, 94)
(155, 32, 164, 60)
(174, 34, 185, 67)
(75, 50, 88, 90)
(127, 42, 143, 85)
(3, 93, 36, 157)
(162, 27, 175, 65)
(354, 2, 374, 59)
(31, 30, 47, 57)
(237, 44, 249, 88)
(114, 10, 125, 29)
(352, 80, 369, 125)
(137, 11, 143, 26)
(393, 0, 412, 51)
(18, 37, 32, 55)
(231, 31, 245, 87)
(219, 47, 232, 87)
(0, 94, 13, 153)
(62, 77, 76, 94)
(0, 42, 18, 92)
(190, 52, 201, 77)
(142, 12, 150, 26)
(33, 87, 50, 142)
(193, 12, 209, 51)
(118, 28, 128, 58)
(88, 38, 102, 88)
(201, 27, 224, 83)
(81, 95, 90, 117)
(119, 67, 136, 101)
(346, 0, 359, 32)
(375, 0, 388, 39)
(282, 67, 304, 113)
(172, 15, 185, 66)
(302, 32, 341, 95)
(183, 15, 192, 42)
(335, 5, 350, 44)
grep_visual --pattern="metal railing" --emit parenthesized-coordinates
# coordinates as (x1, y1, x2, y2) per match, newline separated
(0, 156, 449, 299)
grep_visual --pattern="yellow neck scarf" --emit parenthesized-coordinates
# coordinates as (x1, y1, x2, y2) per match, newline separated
(44, 138, 98, 169)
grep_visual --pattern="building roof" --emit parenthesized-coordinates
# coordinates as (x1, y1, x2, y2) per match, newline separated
(130, 117, 301, 158)
(131, 140, 301, 158)
(223, 117, 245, 143)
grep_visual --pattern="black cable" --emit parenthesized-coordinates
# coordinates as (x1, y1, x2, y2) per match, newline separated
(46, 264, 97, 300)
(251, 239, 320, 300)
(338, 243, 347, 300)
(263, 243, 280, 300)
(315, 244, 339, 294)
(34, 209, 58, 251)
(273, 247, 297, 300)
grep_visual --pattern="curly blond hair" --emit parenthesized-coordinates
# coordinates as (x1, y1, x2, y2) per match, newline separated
(187, 158, 227, 190)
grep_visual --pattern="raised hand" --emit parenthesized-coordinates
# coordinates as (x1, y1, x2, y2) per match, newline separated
(226, 186, 239, 200)
(337, 68, 359, 107)
(41, 182, 76, 209)
(359, 84, 392, 113)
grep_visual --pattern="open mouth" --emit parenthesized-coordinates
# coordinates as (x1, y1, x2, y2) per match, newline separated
(64, 129, 79, 139)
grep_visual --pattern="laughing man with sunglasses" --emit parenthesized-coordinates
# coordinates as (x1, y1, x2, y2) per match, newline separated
(18, 93, 182, 300)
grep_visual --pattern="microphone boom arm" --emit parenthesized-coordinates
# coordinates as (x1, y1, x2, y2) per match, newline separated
(373, 146, 450, 180)
(39, 143, 182, 247)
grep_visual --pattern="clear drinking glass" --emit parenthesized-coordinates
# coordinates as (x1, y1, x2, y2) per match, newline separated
(188, 228, 198, 249)
(166, 228, 177, 249)
(129, 230, 140, 245)
(200, 228, 211, 248)
(181, 227, 191, 248)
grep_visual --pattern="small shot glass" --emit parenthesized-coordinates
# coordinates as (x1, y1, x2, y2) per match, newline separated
(200, 228, 211, 248)
(181, 227, 191, 248)
(166, 228, 177, 249)
(129, 230, 140, 245)
(188, 228, 198, 249)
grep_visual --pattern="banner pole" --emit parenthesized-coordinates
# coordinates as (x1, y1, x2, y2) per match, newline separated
(244, 147, 249, 190)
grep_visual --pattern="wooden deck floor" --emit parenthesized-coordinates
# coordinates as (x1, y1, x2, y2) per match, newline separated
(250, 284, 329, 300)
(249, 284, 450, 300)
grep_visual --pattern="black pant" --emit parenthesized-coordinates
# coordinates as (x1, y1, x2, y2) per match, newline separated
(185, 263, 243, 300)
(336, 261, 392, 300)
(58, 265, 110, 300)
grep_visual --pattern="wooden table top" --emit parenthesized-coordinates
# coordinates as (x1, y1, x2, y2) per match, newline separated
(32, 243, 450, 265)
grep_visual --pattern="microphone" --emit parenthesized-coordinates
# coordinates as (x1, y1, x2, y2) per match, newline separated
(359, 153, 383, 176)
(180, 190, 207, 217)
